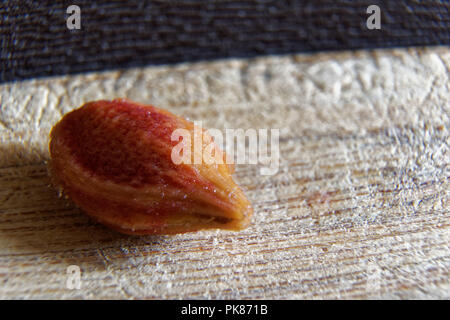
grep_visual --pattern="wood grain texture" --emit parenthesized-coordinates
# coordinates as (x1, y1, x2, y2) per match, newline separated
(0, 47, 449, 299)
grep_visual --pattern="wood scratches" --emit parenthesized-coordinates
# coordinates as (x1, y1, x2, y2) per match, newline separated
(0, 47, 449, 298)
(0, 123, 448, 298)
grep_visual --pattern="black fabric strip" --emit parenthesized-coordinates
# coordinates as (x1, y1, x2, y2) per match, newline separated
(1, 0, 449, 82)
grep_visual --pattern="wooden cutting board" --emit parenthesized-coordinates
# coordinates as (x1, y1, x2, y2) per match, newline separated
(0, 47, 448, 299)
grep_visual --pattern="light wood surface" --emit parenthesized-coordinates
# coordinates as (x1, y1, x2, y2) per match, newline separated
(0, 47, 449, 299)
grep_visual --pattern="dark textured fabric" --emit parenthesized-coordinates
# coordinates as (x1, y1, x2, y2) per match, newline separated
(1, 0, 449, 82)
